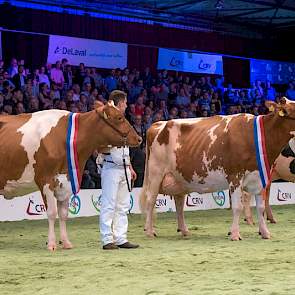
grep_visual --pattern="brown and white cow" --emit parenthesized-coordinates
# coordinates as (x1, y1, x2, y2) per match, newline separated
(0, 101, 141, 250)
(140, 98, 295, 241)
(244, 136, 295, 225)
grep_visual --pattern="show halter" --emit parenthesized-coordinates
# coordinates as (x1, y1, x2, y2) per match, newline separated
(66, 112, 81, 196)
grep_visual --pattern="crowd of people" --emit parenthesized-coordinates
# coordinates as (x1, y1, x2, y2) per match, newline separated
(1, 57, 294, 188)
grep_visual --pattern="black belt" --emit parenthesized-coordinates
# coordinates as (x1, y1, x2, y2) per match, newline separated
(103, 160, 115, 164)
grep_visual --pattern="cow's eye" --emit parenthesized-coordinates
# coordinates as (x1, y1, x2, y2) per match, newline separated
(118, 116, 123, 121)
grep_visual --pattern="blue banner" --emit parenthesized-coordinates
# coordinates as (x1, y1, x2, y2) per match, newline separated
(157, 48, 223, 75)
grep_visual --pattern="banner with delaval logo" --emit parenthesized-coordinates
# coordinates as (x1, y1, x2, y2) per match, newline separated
(47, 35, 128, 69)
(157, 48, 223, 75)
(1, 183, 295, 221)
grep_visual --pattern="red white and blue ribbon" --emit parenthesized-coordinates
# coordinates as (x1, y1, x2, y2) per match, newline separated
(66, 112, 80, 195)
(253, 116, 271, 189)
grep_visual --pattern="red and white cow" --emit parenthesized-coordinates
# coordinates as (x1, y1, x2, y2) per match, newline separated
(244, 136, 295, 225)
(140, 98, 295, 240)
(0, 101, 141, 250)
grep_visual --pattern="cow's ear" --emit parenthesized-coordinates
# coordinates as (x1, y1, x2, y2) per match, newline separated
(265, 100, 277, 112)
(94, 100, 104, 113)
(279, 97, 295, 118)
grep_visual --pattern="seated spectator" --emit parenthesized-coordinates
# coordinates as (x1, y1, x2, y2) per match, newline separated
(143, 113, 153, 130)
(211, 91, 222, 114)
(126, 103, 136, 124)
(224, 83, 235, 104)
(135, 95, 145, 116)
(169, 107, 179, 120)
(176, 88, 190, 107)
(89, 88, 99, 105)
(190, 87, 201, 104)
(201, 109, 209, 117)
(153, 111, 163, 122)
(15, 102, 25, 114)
(265, 80, 276, 101)
(286, 81, 295, 100)
(187, 103, 197, 118)
(72, 84, 81, 102)
(132, 115, 146, 148)
(82, 68, 95, 90)
(79, 94, 88, 112)
(199, 76, 212, 92)
(91, 68, 103, 89)
(81, 82, 92, 98)
(81, 151, 101, 189)
(12, 65, 26, 90)
(50, 82, 61, 100)
(64, 64, 73, 90)
(28, 97, 39, 113)
(198, 91, 211, 112)
(3, 104, 13, 115)
(50, 61, 64, 89)
(104, 69, 117, 93)
(158, 99, 169, 120)
(179, 109, 188, 119)
(7, 58, 18, 78)
(129, 80, 144, 103)
(210, 103, 218, 116)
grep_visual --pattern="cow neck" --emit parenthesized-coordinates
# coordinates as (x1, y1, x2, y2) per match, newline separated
(263, 113, 295, 166)
(74, 110, 103, 169)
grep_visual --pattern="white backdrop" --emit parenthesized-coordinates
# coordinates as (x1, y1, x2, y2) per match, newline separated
(47, 34, 127, 69)
(1, 182, 294, 221)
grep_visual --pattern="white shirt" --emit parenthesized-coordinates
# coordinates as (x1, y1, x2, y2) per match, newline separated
(104, 147, 130, 166)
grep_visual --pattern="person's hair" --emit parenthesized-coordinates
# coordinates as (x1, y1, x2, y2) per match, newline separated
(108, 90, 127, 106)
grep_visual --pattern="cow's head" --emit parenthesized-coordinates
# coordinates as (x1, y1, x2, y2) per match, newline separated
(266, 97, 295, 119)
(95, 100, 142, 147)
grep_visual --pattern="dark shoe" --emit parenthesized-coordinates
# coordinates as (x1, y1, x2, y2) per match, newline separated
(103, 243, 119, 250)
(117, 242, 139, 249)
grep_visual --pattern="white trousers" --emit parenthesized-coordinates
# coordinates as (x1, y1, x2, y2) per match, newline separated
(99, 164, 131, 246)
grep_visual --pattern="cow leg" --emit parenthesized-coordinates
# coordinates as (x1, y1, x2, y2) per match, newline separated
(242, 191, 254, 225)
(255, 195, 271, 239)
(57, 197, 73, 249)
(264, 185, 276, 223)
(144, 190, 158, 238)
(230, 186, 243, 241)
(44, 190, 58, 251)
(174, 195, 190, 237)
(266, 204, 276, 224)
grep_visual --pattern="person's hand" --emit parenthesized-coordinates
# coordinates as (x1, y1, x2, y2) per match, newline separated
(130, 167, 137, 181)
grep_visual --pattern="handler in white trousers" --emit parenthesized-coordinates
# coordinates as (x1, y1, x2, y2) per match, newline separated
(99, 90, 139, 250)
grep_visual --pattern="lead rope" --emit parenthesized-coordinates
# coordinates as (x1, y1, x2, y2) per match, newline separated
(122, 137, 132, 193)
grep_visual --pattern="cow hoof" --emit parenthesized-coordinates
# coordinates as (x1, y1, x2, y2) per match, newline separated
(145, 231, 157, 238)
(231, 234, 242, 241)
(62, 241, 73, 249)
(245, 219, 255, 226)
(260, 230, 271, 239)
(268, 218, 277, 224)
(47, 243, 57, 251)
(177, 228, 191, 237)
